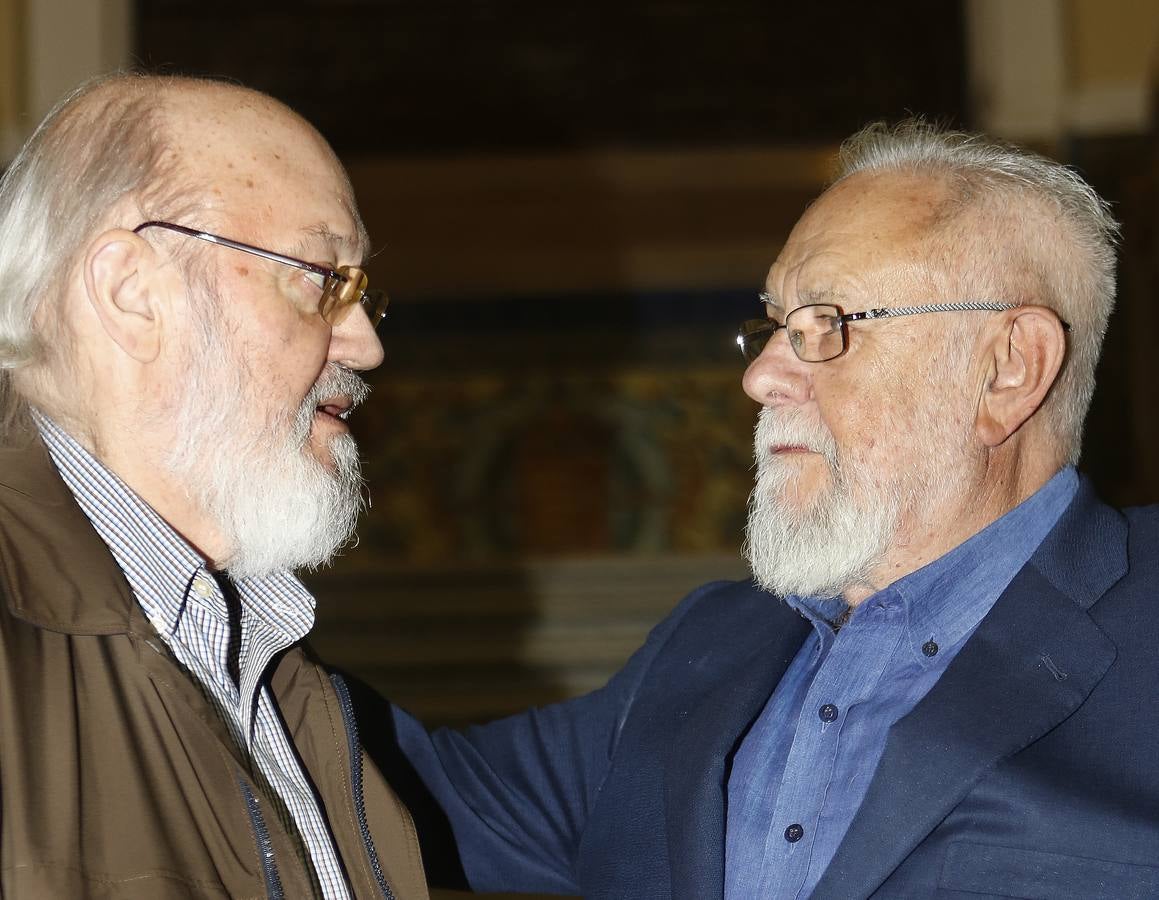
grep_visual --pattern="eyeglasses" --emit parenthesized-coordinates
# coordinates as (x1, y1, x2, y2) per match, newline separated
(133, 221, 389, 330)
(737, 298, 1029, 364)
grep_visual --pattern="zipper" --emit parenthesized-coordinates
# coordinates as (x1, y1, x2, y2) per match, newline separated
(331, 673, 397, 900)
(239, 775, 285, 900)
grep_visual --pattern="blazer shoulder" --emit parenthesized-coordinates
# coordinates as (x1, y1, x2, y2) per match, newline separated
(629, 577, 809, 696)
(1124, 502, 1159, 549)
(602, 579, 766, 690)
(666, 578, 801, 636)
(1094, 502, 1159, 612)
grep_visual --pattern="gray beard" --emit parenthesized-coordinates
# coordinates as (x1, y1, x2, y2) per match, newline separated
(164, 322, 369, 579)
(743, 407, 897, 600)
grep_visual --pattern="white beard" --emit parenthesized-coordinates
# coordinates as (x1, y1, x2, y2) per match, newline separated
(743, 406, 898, 599)
(164, 321, 369, 580)
(743, 385, 972, 601)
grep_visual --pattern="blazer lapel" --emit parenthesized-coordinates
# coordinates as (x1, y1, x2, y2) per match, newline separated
(811, 485, 1125, 900)
(663, 596, 811, 900)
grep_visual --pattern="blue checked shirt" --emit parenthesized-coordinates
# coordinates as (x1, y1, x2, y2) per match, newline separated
(725, 467, 1079, 899)
(36, 413, 352, 899)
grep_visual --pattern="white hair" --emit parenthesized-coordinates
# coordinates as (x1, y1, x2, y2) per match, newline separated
(834, 120, 1120, 465)
(744, 407, 897, 599)
(0, 73, 207, 443)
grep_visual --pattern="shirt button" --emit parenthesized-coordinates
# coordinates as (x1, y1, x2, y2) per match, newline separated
(922, 640, 939, 657)
(818, 703, 839, 723)
(784, 823, 804, 843)
(192, 577, 214, 598)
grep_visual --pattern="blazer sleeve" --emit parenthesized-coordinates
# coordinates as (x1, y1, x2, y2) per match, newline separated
(379, 581, 724, 894)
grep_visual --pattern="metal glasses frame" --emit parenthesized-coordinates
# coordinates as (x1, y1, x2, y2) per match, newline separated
(132, 220, 389, 329)
(736, 297, 1039, 363)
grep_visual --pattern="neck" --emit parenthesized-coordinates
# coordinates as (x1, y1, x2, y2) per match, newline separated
(80, 411, 230, 569)
(842, 445, 1062, 607)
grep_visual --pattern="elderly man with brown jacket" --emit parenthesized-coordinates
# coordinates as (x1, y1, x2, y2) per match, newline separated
(0, 74, 420, 898)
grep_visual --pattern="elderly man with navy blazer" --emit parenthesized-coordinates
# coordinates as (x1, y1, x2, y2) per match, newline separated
(380, 121, 1159, 899)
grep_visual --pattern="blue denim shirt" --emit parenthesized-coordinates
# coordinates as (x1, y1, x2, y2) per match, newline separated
(725, 467, 1079, 899)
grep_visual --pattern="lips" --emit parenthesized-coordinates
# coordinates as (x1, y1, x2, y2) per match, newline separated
(304, 364, 371, 426)
(316, 395, 353, 421)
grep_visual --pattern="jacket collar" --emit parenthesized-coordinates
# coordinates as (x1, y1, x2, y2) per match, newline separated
(0, 432, 139, 634)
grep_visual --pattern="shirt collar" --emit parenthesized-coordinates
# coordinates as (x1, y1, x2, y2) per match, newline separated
(787, 467, 1080, 662)
(32, 411, 315, 644)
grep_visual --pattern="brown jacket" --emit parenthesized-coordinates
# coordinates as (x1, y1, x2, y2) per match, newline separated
(0, 434, 428, 899)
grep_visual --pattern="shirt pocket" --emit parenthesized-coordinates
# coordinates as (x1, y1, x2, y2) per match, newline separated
(937, 841, 1159, 900)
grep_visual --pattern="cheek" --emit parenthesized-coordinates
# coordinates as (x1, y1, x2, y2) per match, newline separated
(277, 338, 331, 405)
(816, 379, 912, 493)
(229, 335, 330, 424)
(276, 322, 331, 374)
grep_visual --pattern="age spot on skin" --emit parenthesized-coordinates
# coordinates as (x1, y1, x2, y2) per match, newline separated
(236, 266, 250, 277)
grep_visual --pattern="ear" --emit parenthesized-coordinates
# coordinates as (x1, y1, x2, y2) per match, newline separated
(82, 229, 167, 363)
(975, 306, 1067, 448)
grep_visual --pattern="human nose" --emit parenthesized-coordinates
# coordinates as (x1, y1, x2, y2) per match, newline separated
(742, 326, 812, 406)
(328, 304, 385, 371)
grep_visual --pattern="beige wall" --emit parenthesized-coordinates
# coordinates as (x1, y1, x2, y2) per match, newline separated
(968, 0, 1159, 139)
(1067, 0, 1159, 85)
(0, 0, 25, 160)
(0, 0, 131, 164)
(1065, 0, 1159, 132)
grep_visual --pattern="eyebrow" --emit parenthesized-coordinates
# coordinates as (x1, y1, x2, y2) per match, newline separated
(798, 287, 848, 304)
(292, 223, 367, 265)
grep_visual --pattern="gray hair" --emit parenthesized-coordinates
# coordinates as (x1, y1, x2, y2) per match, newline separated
(0, 73, 196, 441)
(834, 120, 1120, 466)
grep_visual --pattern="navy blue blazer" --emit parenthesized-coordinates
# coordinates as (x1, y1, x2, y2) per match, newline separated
(379, 480, 1159, 898)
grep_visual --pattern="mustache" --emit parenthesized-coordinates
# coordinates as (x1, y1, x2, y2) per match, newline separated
(289, 364, 371, 444)
(303, 364, 371, 415)
(754, 406, 838, 466)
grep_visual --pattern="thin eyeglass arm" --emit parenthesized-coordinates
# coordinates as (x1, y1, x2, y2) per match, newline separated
(836, 302, 1071, 331)
(839, 302, 1017, 323)
(133, 221, 344, 283)
(755, 294, 1068, 330)
(756, 295, 1070, 331)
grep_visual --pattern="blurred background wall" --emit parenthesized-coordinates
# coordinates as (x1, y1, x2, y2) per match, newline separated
(2, 2, 1157, 895)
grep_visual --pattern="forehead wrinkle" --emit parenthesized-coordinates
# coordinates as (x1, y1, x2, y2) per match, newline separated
(778, 255, 851, 308)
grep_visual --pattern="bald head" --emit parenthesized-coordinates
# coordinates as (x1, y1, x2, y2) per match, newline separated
(0, 73, 366, 441)
(159, 82, 369, 260)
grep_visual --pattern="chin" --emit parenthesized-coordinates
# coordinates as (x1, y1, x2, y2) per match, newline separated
(308, 447, 335, 472)
(305, 432, 342, 472)
(763, 466, 830, 512)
